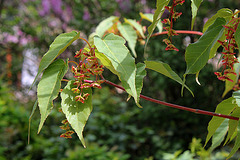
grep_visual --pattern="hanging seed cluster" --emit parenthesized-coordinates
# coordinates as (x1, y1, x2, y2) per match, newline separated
(162, 0, 185, 51)
(215, 17, 240, 82)
(71, 47, 104, 103)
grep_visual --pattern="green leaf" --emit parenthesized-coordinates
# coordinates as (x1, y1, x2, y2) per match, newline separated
(139, 12, 163, 32)
(147, 0, 169, 37)
(222, 58, 240, 97)
(185, 18, 226, 75)
(95, 16, 119, 38)
(209, 30, 227, 59)
(227, 121, 240, 159)
(28, 99, 38, 144)
(94, 33, 139, 106)
(145, 61, 193, 96)
(210, 119, 228, 152)
(235, 21, 240, 49)
(233, 90, 240, 107)
(224, 107, 240, 145)
(135, 63, 146, 107)
(61, 81, 92, 148)
(95, 51, 119, 76)
(32, 31, 79, 87)
(145, 0, 170, 52)
(205, 97, 237, 146)
(190, 0, 203, 30)
(37, 59, 68, 133)
(124, 18, 145, 38)
(203, 8, 232, 33)
(117, 23, 138, 57)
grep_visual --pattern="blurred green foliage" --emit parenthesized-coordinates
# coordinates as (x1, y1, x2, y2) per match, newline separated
(1, 0, 240, 159)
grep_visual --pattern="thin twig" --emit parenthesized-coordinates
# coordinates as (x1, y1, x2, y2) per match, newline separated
(151, 30, 203, 37)
(79, 37, 92, 48)
(90, 79, 239, 121)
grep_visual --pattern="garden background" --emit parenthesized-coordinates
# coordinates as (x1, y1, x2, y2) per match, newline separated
(0, 0, 240, 159)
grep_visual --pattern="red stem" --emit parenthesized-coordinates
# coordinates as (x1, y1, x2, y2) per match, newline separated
(88, 79, 239, 121)
(151, 30, 203, 37)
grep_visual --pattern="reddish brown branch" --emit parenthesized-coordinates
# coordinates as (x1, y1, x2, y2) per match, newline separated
(151, 30, 203, 37)
(98, 80, 239, 121)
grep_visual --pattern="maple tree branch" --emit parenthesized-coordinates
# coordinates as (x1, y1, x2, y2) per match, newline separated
(95, 79, 239, 121)
(151, 30, 203, 37)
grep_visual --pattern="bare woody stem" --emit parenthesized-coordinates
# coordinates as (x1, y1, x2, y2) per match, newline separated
(85, 79, 239, 121)
(151, 30, 203, 37)
(79, 37, 92, 48)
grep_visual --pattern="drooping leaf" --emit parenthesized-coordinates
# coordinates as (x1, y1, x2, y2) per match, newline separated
(147, 0, 169, 37)
(227, 121, 240, 159)
(145, 0, 170, 52)
(145, 61, 193, 96)
(203, 8, 232, 33)
(233, 89, 240, 107)
(135, 63, 146, 107)
(124, 18, 145, 38)
(95, 51, 119, 76)
(139, 12, 163, 32)
(209, 31, 226, 59)
(32, 31, 79, 87)
(117, 23, 138, 57)
(190, 0, 203, 30)
(28, 99, 38, 144)
(61, 80, 92, 148)
(224, 107, 240, 145)
(210, 119, 228, 152)
(222, 57, 240, 97)
(95, 16, 119, 38)
(235, 21, 240, 49)
(94, 33, 139, 106)
(185, 18, 226, 75)
(37, 59, 68, 133)
(205, 97, 237, 146)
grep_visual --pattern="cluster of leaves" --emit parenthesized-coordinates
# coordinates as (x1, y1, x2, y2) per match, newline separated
(31, 0, 240, 158)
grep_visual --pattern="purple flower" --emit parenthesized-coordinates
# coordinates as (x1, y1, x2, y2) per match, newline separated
(39, 0, 50, 16)
(203, 17, 208, 25)
(6, 35, 19, 43)
(62, 5, 73, 23)
(117, 0, 131, 13)
(51, 0, 62, 16)
(83, 8, 90, 21)
(140, 0, 146, 5)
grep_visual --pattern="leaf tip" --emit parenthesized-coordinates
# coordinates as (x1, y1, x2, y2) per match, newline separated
(196, 72, 201, 85)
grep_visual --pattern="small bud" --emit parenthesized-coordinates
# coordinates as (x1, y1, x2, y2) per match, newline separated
(61, 119, 68, 124)
(80, 83, 91, 89)
(91, 82, 102, 89)
(71, 88, 80, 93)
(83, 93, 90, 99)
